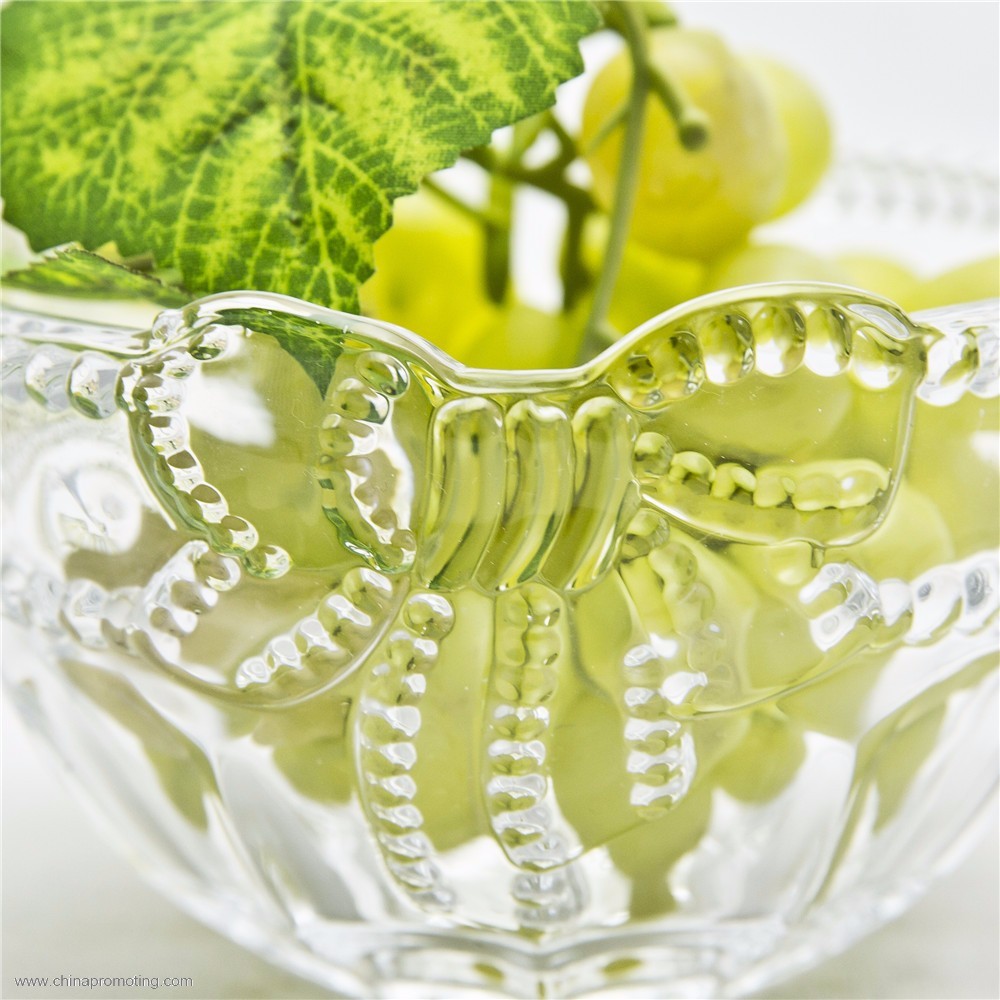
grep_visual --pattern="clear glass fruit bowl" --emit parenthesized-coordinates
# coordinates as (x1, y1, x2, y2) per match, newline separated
(2, 262, 997, 997)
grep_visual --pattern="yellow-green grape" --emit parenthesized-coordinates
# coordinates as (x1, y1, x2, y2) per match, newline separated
(906, 392, 999, 557)
(562, 570, 749, 846)
(550, 675, 739, 916)
(715, 708, 807, 803)
(272, 739, 354, 804)
(571, 574, 642, 699)
(581, 28, 786, 260)
(739, 594, 831, 692)
(702, 242, 849, 294)
(908, 254, 1000, 311)
(744, 56, 833, 219)
(665, 361, 852, 459)
(256, 689, 359, 804)
(777, 483, 955, 738)
(838, 252, 920, 308)
(410, 691, 489, 854)
(606, 784, 714, 918)
(827, 480, 955, 583)
(731, 482, 953, 698)
(730, 545, 833, 692)
(779, 647, 892, 741)
(728, 541, 815, 605)
(869, 703, 946, 829)
(62, 659, 218, 828)
(408, 590, 490, 853)
(582, 215, 705, 334)
(549, 688, 747, 852)
(463, 300, 578, 370)
(359, 187, 492, 358)
(548, 686, 635, 851)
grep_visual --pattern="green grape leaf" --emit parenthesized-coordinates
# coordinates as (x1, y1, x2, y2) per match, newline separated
(3, 245, 189, 306)
(1, 1, 599, 311)
(217, 306, 346, 396)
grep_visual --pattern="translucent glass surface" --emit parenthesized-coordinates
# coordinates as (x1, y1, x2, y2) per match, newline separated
(1, 282, 997, 998)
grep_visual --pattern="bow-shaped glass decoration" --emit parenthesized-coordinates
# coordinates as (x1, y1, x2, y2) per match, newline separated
(2, 285, 996, 925)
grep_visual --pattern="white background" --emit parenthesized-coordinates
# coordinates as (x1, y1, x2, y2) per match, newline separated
(3, 3, 999, 999)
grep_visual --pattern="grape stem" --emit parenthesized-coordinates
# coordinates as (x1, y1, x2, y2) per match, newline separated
(464, 138, 599, 315)
(648, 65, 710, 151)
(482, 122, 537, 304)
(422, 176, 505, 230)
(574, 2, 651, 364)
(462, 146, 595, 214)
(542, 110, 580, 170)
(484, 171, 513, 304)
(444, 2, 691, 356)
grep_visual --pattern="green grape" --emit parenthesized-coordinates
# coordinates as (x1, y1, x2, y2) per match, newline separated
(908, 255, 1000, 311)
(548, 685, 635, 851)
(778, 648, 892, 742)
(605, 784, 714, 918)
(550, 672, 745, 909)
(739, 594, 831, 692)
(62, 658, 218, 828)
(728, 546, 835, 695)
(663, 361, 853, 460)
(735, 482, 953, 696)
(272, 739, 354, 804)
(715, 708, 807, 803)
(366, 203, 588, 366)
(838, 252, 920, 309)
(581, 28, 786, 260)
(582, 215, 705, 334)
(702, 242, 849, 294)
(260, 590, 491, 853)
(359, 187, 493, 359)
(905, 392, 999, 556)
(463, 300, 579, 370)
(409, 589, 491, 853)
(869, 703, 946, 829)
(827, 480, 955, 583)
(744, 56, 833, 219)
(727, 541, 815, 606)
(255, 687, 359, 804)
(557, 569, 749, 847)
(774, 483, 955, 740)
(410, 690, 489, 853)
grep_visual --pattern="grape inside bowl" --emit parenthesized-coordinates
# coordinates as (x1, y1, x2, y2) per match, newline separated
(2, 278, 997, 998)
(1, 2, 998, 998)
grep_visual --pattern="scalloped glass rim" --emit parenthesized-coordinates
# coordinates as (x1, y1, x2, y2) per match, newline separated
(5, 279, 921, 381)
(261, 279, 913, 385)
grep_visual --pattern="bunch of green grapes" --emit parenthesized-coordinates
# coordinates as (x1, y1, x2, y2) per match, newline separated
(581, 26, 997, 318)
(357, 16, 996, 364)
(360, 189, 578, 368)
